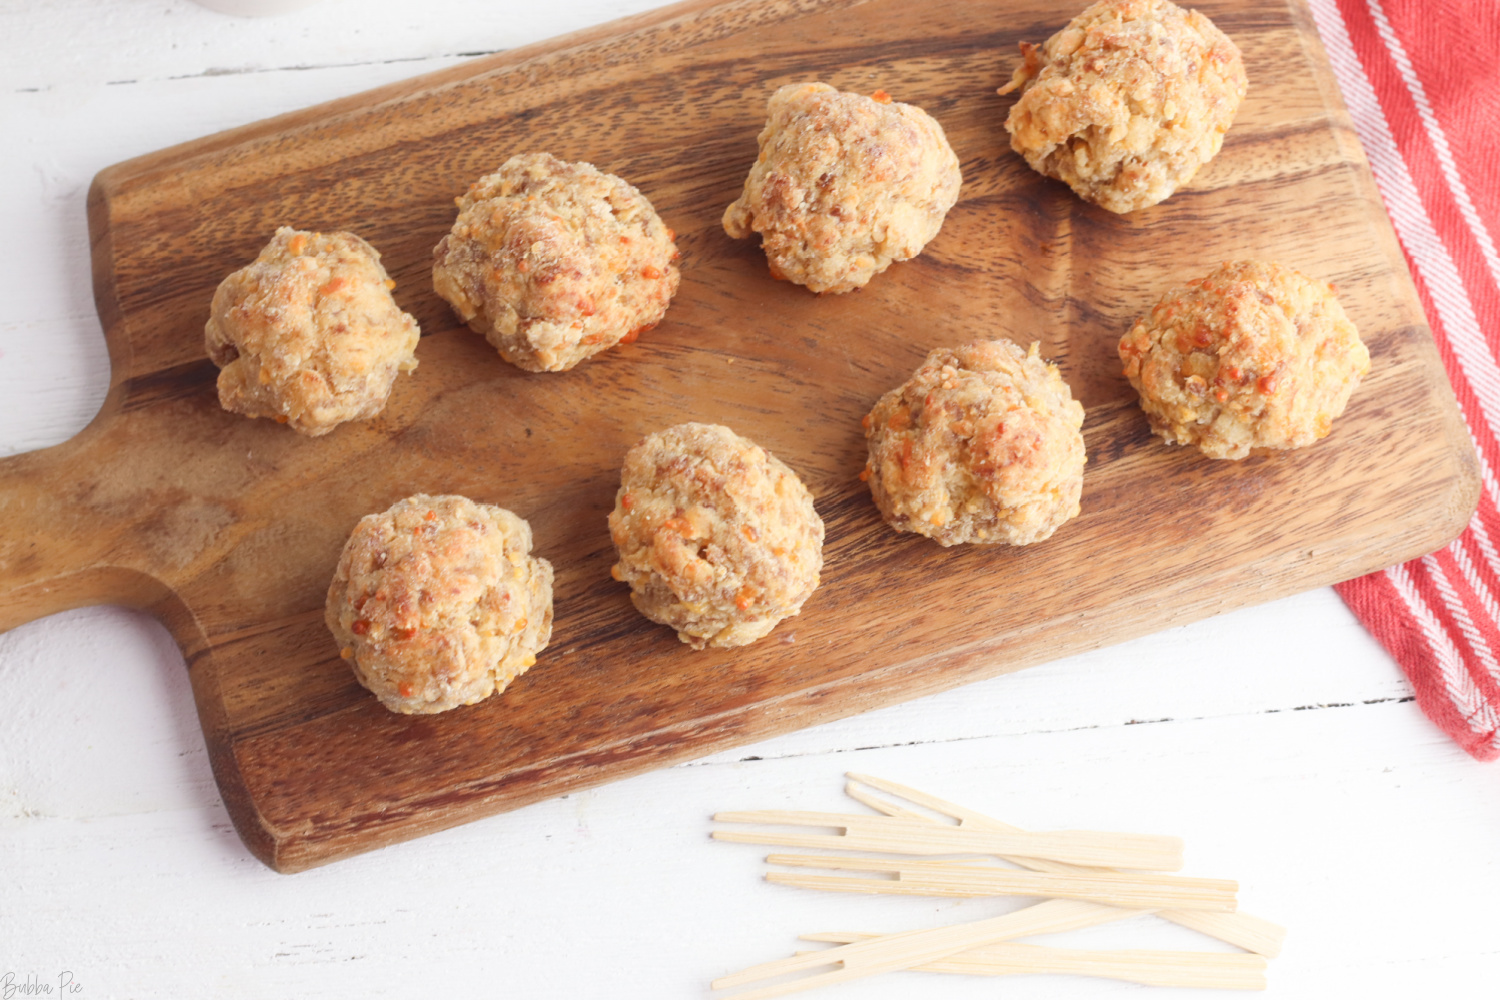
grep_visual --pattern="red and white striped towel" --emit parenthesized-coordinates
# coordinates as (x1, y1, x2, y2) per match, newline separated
(1309, 0, 1500, 759)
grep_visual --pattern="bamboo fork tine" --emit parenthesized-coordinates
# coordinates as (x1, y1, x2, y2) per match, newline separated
(845, 779, 1109, 876)
(711, 809, 890, 856)
(846, 772, 996, 828)
(1155, 910, 1288, 959)
(763, 854, 1238, 911)
(712, 923, 951, 992)
(843, 774, 1287, 958)
(767, 854, 1065, 874)
(713, 810, 1185, 871)
(711, 830, 859, 852)
(797, 935, 1268, 990)
(713, 810, 866, 828)
(712, 932, 909, 991)
(711, 899, 1134, 999)
(766, 873, 1233, 912)
(844, 782, 929, 822)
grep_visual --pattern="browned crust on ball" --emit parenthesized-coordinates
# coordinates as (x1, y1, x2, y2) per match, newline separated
(608, 423, 824, 649)
(432, 153, 681, 372)
(863, 340, 1086, 546)
(723, 82, 963, 294)
(325, 494, 554, 714)
(1118, 259, 1370, 459)
(999, 0, 1247, 213)
(205, 227, 420, 436)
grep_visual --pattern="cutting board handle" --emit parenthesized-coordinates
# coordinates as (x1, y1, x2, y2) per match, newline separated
(0, 424, 179, 634)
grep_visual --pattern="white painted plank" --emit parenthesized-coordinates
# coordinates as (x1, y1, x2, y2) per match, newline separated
(3, 694, 1496, 997)
(0, 588, 1416, 823)
(0, 0, 669, 92)
(696, 587, 1413, 761)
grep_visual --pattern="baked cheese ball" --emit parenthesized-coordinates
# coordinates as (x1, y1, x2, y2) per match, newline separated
(205, 227, 420, 436)
(326, 494, 554, 714)
(863, 340, 1086, 546)
(608, 423, 824, 649)
(998, 0, 1247, 213)
(432, 153, 681, 372)
(723, 82, 963, 294)
(1118, 259, 1370, 459)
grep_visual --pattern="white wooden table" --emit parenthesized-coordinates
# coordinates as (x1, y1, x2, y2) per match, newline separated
(2, 2, 1497, 996)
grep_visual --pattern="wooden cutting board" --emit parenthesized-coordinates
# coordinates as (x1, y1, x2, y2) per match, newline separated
(0, 0, 1475, 872)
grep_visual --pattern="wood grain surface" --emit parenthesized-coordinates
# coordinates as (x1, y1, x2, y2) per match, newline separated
(0, 0, 1476, 872)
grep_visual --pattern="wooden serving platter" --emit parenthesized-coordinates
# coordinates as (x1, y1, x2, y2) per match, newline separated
(0, 0, 1475, 872)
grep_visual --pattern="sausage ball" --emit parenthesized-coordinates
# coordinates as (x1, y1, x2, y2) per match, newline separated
(608, 423, 824, 649)
(205, 227, 420, 436)
(723, 82, 963, 294)
(1118, 259, 1370, 459)
(326, 494, 554, 714)
(863, 340, 1086, 546)
(431, 153, 681, 372)
(998, 0, 1247, 213)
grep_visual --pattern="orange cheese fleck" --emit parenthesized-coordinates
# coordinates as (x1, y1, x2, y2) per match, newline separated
(621, 323, 654, 345)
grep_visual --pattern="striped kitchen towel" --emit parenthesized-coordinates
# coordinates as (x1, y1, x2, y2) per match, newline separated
(1310, 0, 1500, 759)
